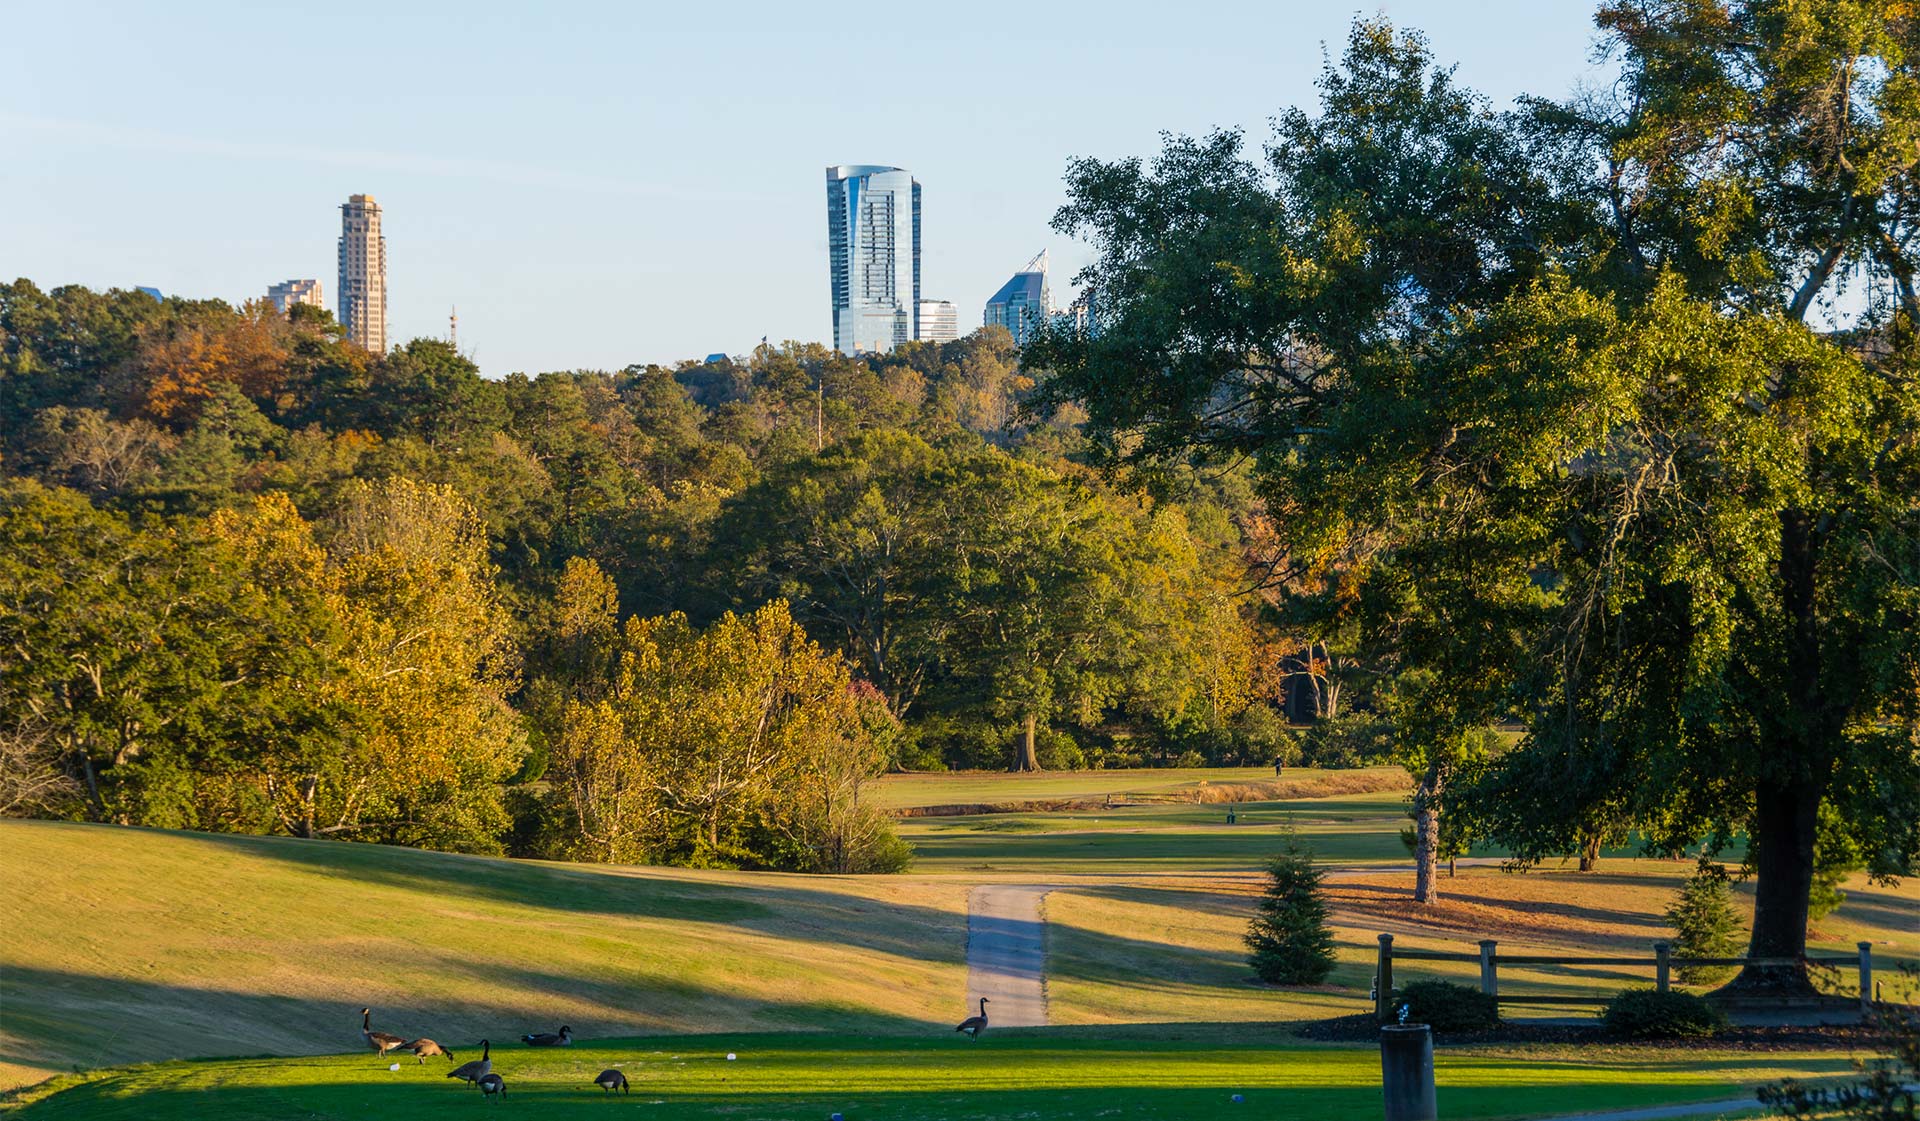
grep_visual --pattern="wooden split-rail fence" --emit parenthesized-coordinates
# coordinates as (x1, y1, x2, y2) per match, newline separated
(1371, 932, 1880, 1018)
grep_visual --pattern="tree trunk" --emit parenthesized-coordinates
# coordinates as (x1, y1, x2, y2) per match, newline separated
(1720, 510, 1830, 996)
(1413, 803, 1439, 903)
(1011, 714, 1042, 772)
(1724, 778, 1821, 995)
(1578, 833, 1600, 873)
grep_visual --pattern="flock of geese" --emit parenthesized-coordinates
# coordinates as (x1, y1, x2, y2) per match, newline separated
(361, 1009, 598, 1101)
(358, 1000, 990, 1102)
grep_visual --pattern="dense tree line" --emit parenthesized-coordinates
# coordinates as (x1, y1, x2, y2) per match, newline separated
(0, 281, 1327, 868)
(1030, 5, 1920, 988)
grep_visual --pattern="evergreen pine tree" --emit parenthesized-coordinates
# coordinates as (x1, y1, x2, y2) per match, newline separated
(1666, 859, 1745, 984)
(1244, 834, 1335, 985)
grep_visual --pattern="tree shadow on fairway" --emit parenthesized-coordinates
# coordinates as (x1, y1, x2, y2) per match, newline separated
(1327, 880, 1670, 939)
(0, 966, 943, 1083)
(1824, 887, 1920, 941)
(100, 826, 967, 966)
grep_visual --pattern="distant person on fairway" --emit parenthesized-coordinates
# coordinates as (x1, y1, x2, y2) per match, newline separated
(1274, 759, 1283, 777)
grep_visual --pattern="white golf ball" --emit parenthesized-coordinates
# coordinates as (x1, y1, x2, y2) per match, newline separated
(726, 1052, 737, 1060)
(388, 1063, 400, 1072)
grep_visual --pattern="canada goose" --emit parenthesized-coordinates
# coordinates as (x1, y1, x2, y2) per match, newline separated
(403, 1038, 455, 1064)
(361, 1008, 408, 1057)
(478, 1072, 506, 1101)
(955, 997, 989, 1039)
(447, 1039, 492, 1084)
(521, 1025, 572, 1047)
(593, 1069, 629, 1094)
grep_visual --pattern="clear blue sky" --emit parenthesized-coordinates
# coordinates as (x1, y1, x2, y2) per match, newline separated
(2, 2, 1609, 376)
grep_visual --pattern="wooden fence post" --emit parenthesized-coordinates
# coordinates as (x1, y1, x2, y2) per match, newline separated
(1478, 940, 1498, 999)
(1859, 942, 1873, 1017)
(1654, 941, 1670, 993)
(1376, 934, 1395, 1022)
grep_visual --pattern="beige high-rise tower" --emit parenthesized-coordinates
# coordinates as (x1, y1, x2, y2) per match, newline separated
(337, 194, 388, 352)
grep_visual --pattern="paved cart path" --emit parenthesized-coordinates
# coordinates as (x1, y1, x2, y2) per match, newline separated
(963, 885, 1050, 1028)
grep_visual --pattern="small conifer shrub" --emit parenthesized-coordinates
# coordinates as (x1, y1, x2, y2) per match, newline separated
(1666, 859, 1745, 984)
(1244, 834, 1335, 985)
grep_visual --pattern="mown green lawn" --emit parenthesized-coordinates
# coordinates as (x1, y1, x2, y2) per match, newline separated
(895, 793, 1413, 873)
(8, 1030, 1851, 1121)
(867, 766, 1403, 810)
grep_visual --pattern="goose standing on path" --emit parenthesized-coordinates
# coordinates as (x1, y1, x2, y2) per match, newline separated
(955, 997, 989, 1040)
(521, 1025, 572, 1046)
(594, 1069, 630, 1094)
(478, 1072, 506, 1101)
(447, 1039, 492, 1085)
(361, 1009, 408, 1057)
(403, 1038, 455, 1064)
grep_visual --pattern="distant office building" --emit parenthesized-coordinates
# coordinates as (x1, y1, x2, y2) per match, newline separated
(135, 286, 163, 301)
(268, 278, 324, 314)
(827, 165, 920, 354)
(983, 250, 1052, 346)
(917, 299, 959, 344)
(337, 194, 388, 352)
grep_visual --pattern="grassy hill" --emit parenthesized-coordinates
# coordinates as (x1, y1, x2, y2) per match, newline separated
(5, 780, 1914, 1114)
(0, 821, 968, 1093)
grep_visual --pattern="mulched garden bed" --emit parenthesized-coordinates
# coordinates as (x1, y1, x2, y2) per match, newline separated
(1297, 1012, 1883, 1051)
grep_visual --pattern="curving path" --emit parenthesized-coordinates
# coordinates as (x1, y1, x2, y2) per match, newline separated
(963, 885, 1050, 1027)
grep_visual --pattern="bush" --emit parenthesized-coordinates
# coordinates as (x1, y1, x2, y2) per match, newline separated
(1601, 989, 1728, 1040)
(1230, 705, 1301, 768)
(1299, 714, 1393, 768)
(1244, 835, 1335, 985)
(1035, 726, 1086, 770)
(1666, 858, 1745, 984)
(1394, 980, 1499, 1032)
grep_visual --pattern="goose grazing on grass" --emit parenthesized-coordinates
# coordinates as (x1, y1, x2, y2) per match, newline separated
(361, 1008, 408, 1057)
(955, 997, 989, 1040)
(594, 1069, 629, 1094)
(521, 1025, 572, 1047)
(447, 1039, 491, 1084)
(478, 1072, 506, 1101)
(403, 1038, 455, 1064)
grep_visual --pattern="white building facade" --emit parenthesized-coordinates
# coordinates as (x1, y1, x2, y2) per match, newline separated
(267, 278, 323, 314)
(337, 194, 388, 352)
(917, 299, 959, 343)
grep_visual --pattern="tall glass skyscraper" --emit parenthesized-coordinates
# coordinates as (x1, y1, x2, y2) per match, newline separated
(826, 165, 920, 354)
(983, 250, 1051, 346)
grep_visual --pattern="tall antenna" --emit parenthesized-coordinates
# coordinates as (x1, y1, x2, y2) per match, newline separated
(449, 305, 459, 350)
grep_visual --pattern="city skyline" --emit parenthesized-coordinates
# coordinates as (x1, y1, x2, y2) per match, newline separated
(2, 3, 1608, 375)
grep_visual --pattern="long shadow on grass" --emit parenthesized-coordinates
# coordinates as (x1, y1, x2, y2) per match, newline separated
(1328, 880, 1668, 935)
(1828, 888, 1920, 939)
(81, 826, 966, 967)
(0, 966, 941, 1080)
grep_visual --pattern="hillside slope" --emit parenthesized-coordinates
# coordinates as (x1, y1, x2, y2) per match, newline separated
(0, 821, 968, 1091)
